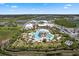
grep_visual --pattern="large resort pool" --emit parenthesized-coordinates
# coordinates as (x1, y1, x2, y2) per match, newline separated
(24, 20, 55, 42)
(30, 29, 54, 42)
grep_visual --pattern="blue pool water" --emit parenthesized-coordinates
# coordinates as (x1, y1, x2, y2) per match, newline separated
(32, 29, 54, 41)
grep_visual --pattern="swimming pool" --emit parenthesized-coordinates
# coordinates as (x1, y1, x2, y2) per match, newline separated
(31, 29, 54, 41)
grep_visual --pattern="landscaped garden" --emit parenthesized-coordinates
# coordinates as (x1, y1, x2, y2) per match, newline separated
(3, 26, 76, 52)
(0, 15, 79, 56)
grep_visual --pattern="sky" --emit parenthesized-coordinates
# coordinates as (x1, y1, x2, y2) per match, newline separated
(0, 3, 79, 14)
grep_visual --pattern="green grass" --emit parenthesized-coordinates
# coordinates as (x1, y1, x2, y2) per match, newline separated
(54, 18, 76, 28)
(74, 20, 79, 28)
(0, 27, 21, 40)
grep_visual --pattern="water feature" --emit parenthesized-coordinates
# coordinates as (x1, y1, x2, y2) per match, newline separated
(31, 29, 54, 41)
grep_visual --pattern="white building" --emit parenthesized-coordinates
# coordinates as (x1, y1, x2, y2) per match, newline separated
(24, 23, 34, 30)
(38, 23, 54, 28)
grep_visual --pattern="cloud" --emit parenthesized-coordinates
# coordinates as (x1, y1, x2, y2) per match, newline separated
(0, 3, 9, 7)
(11, 5, 18, 8)
(65, 4, 72, 7)
(64, 6, 68, 9)
(9, 9, 16, 12)
(5, 5, 9, 7)
(32, 8, 36, 10)
(31, 8, 40, 11)
(7, 5, 18, 12)
(64, 4, 72, 9)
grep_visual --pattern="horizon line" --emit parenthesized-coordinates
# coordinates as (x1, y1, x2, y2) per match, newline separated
(0, 14, 79, 15)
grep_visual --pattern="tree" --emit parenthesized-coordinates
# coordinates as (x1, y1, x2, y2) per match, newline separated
(54, 18, 76, 28)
